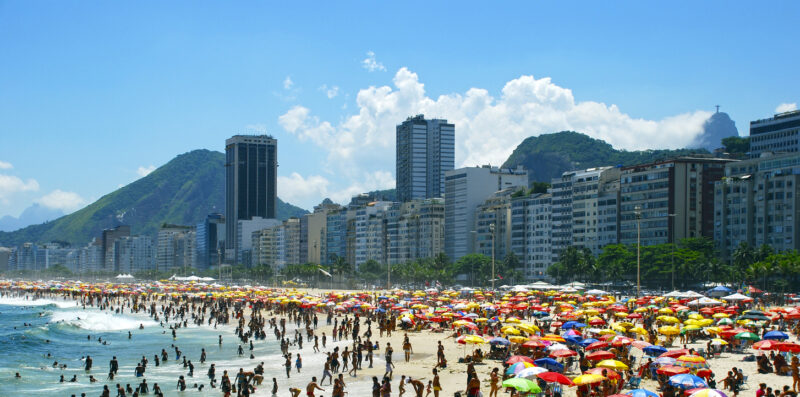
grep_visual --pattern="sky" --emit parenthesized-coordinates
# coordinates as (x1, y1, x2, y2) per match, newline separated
(0, 1, 798, 218)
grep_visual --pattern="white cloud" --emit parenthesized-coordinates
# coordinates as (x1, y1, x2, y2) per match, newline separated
(0, 174, 39, 203)
(278, 171, 395, 209)
(35, 189, 85, 213)
(0, 161, 12, 170)
(279, 67, 713, 189)
(362, 51, 386, 72)
(319, 84, 339, 99)
(283, 76, 294, 90)
(776, 103, 798, 113)
(137, 165, 156, 178)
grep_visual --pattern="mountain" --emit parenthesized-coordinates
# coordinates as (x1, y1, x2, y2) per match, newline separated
(0, 204, 64, 232)
(0, 150, 307, 246)
(502, 131, 709, 183)
(690, 111, 739, 151)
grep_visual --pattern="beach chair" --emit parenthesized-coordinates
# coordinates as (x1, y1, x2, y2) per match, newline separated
(740, 375, 750, 390)
(626, 376, 642, 389)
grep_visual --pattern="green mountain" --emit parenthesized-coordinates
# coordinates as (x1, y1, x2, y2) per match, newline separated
(502, 131, 710, 182)
(0, 150, 307, 246)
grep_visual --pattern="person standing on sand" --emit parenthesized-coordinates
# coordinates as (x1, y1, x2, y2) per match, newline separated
(306, 376, 325, 397)
(792, 356, 799, 392)
(403, 336, 413, 362)
(489, 367, 500, 397)
(467, 372, 481, 397)
(432, 368, 442, 397)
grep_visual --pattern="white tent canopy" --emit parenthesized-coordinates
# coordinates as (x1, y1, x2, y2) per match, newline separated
(663, 290, 684, 297)
(169, 275, 215, 282)
(722, 293, 752, 301)
(115, 274, 134, 280)
(585, 289, 610, 296)
(687, 297, 722, 306)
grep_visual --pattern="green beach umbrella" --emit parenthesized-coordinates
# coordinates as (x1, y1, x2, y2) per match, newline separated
(734, 332, 759, 341)
(502, 378, 542, 393)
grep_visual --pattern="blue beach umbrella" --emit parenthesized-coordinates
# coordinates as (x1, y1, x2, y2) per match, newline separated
(578, 338, 599, 348)
(668, 374, 708, 389)
(627, 389, 659, 397)
(490, 337, 510, 346)
(763, 330, 789, 340)
(534, 358, 564, 372)
(643, 345, 668, 356)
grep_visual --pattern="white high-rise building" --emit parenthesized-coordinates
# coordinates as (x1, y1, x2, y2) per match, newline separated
(444, 165, 528, 261)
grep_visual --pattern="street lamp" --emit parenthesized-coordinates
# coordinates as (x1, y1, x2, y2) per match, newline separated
(635, 205, 642, 297)
(490, 223, 496, 292)
(668, 213, 676, 290)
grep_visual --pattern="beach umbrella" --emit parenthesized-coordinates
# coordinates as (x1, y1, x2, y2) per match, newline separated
(777, 342, 800, 353)
(522, 340, 545, 349)
(550, 349, 578, 358)
(655, 357, 677, 366)
(586, 341, 610, 350)
(596, 360, 629, 371)
(710, 338, 728, 346)
(763, 330, 789, 340)
(688, 389, 729, 397)
(506, 362, 534, 375)
(572, 374, 606, 386)
(676, 355, 708, 369)
(659, 326, 681, 335)
(586, 350, 615, 361)
(753, 340, 782, 350)
(669, 374, 708, 389)
(626, 389, 659, 397)
(506, 355, 535, 365)
(657, 365, 691, 376)
(534, 358, 564, 372)
(660, 349, 691, 358)
(502, 378, 542, 393)
(584, 367, 620, 379)
(537, 371, 575, 386)
(643, 345, 668, 356)
(516, 367, 549, 379)
(489, 337, 510, 346)
(734, 332, 759, 341)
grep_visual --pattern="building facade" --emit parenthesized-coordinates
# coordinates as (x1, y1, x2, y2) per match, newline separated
(225, 135, 278, 262)
(196, 213, 225, 271)
(715, 152, 800, 258)
(396, 115, 455, 202)
(620, 157, 730, 247)
(156, 225, 196, 272)
(749, 110, 800, 157)
(101, 225, 130, 271)
(444, 165, 528, 261)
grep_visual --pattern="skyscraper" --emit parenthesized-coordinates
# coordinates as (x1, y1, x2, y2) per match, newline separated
(225, 135, 278, 263)
(396, 115, 455, 203)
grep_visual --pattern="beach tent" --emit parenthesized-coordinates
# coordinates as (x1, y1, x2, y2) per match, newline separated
(721, 293, 751, 301)
(586, 289, 610, 296)
(115, 274, 134, 280)
(663, 291, 684, 298)
(687, 297, 722, 306)
(682, 291, 704, 298)
(706, 286, 732, 297)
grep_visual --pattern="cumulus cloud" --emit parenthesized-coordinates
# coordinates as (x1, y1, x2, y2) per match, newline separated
(0, 174, 39, 203)
(280, 68, 712, 184)
(776, 103, 798, 113)
(0, 161, 12, 170)
(35, 189, 85, 213)
(137, 165, 156, 177)
(278, 171, 395, 209)
(283, 76, 294, 90)
(362, 51, 386, 72)
(319, 84, 339, 99)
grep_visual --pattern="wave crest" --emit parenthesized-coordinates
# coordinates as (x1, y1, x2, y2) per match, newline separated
(50, 311, 157, 332)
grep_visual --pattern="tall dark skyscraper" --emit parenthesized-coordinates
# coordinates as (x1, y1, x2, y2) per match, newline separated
(225, 135, 278, 263)
(396, 115, 455, 203)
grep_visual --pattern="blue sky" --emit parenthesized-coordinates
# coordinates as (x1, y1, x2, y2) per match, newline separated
(0, 1, 798, 217)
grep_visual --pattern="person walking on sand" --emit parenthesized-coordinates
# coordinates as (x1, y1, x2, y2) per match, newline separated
(306, 376, 325, 397)
(403, 338, 413, 362)
(432, 368, 442, 397)
(489, 367, 500, 397)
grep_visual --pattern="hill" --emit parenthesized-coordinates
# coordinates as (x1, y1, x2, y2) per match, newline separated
(0, 150, 307, 246)
(502, 131, 709, 182)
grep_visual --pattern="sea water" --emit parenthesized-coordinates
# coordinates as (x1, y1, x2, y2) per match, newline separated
(0, 297, 376, 396)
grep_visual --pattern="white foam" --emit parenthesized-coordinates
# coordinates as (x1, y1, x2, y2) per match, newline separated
(50, 311, 157, 332)
(0, 296, 76, 309)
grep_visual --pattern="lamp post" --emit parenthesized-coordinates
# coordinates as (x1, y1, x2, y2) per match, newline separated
(668, 213, 676, 290)
(635, 205, 642, 297)
(490, 223, 496, 292)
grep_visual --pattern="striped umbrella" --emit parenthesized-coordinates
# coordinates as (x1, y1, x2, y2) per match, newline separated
(676, 355, 709, 369)
(688, 389, 729, 397)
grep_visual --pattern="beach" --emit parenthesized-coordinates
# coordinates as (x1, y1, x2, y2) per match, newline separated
(0, 281, 797, 397)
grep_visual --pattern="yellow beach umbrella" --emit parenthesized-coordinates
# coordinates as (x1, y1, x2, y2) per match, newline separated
(659, 326, 680, 335)
(596, 360, 629, 370)
(572, 374, 606, 386)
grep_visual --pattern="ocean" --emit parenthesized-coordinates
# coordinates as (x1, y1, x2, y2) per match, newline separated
(0, 296, 374, 396)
